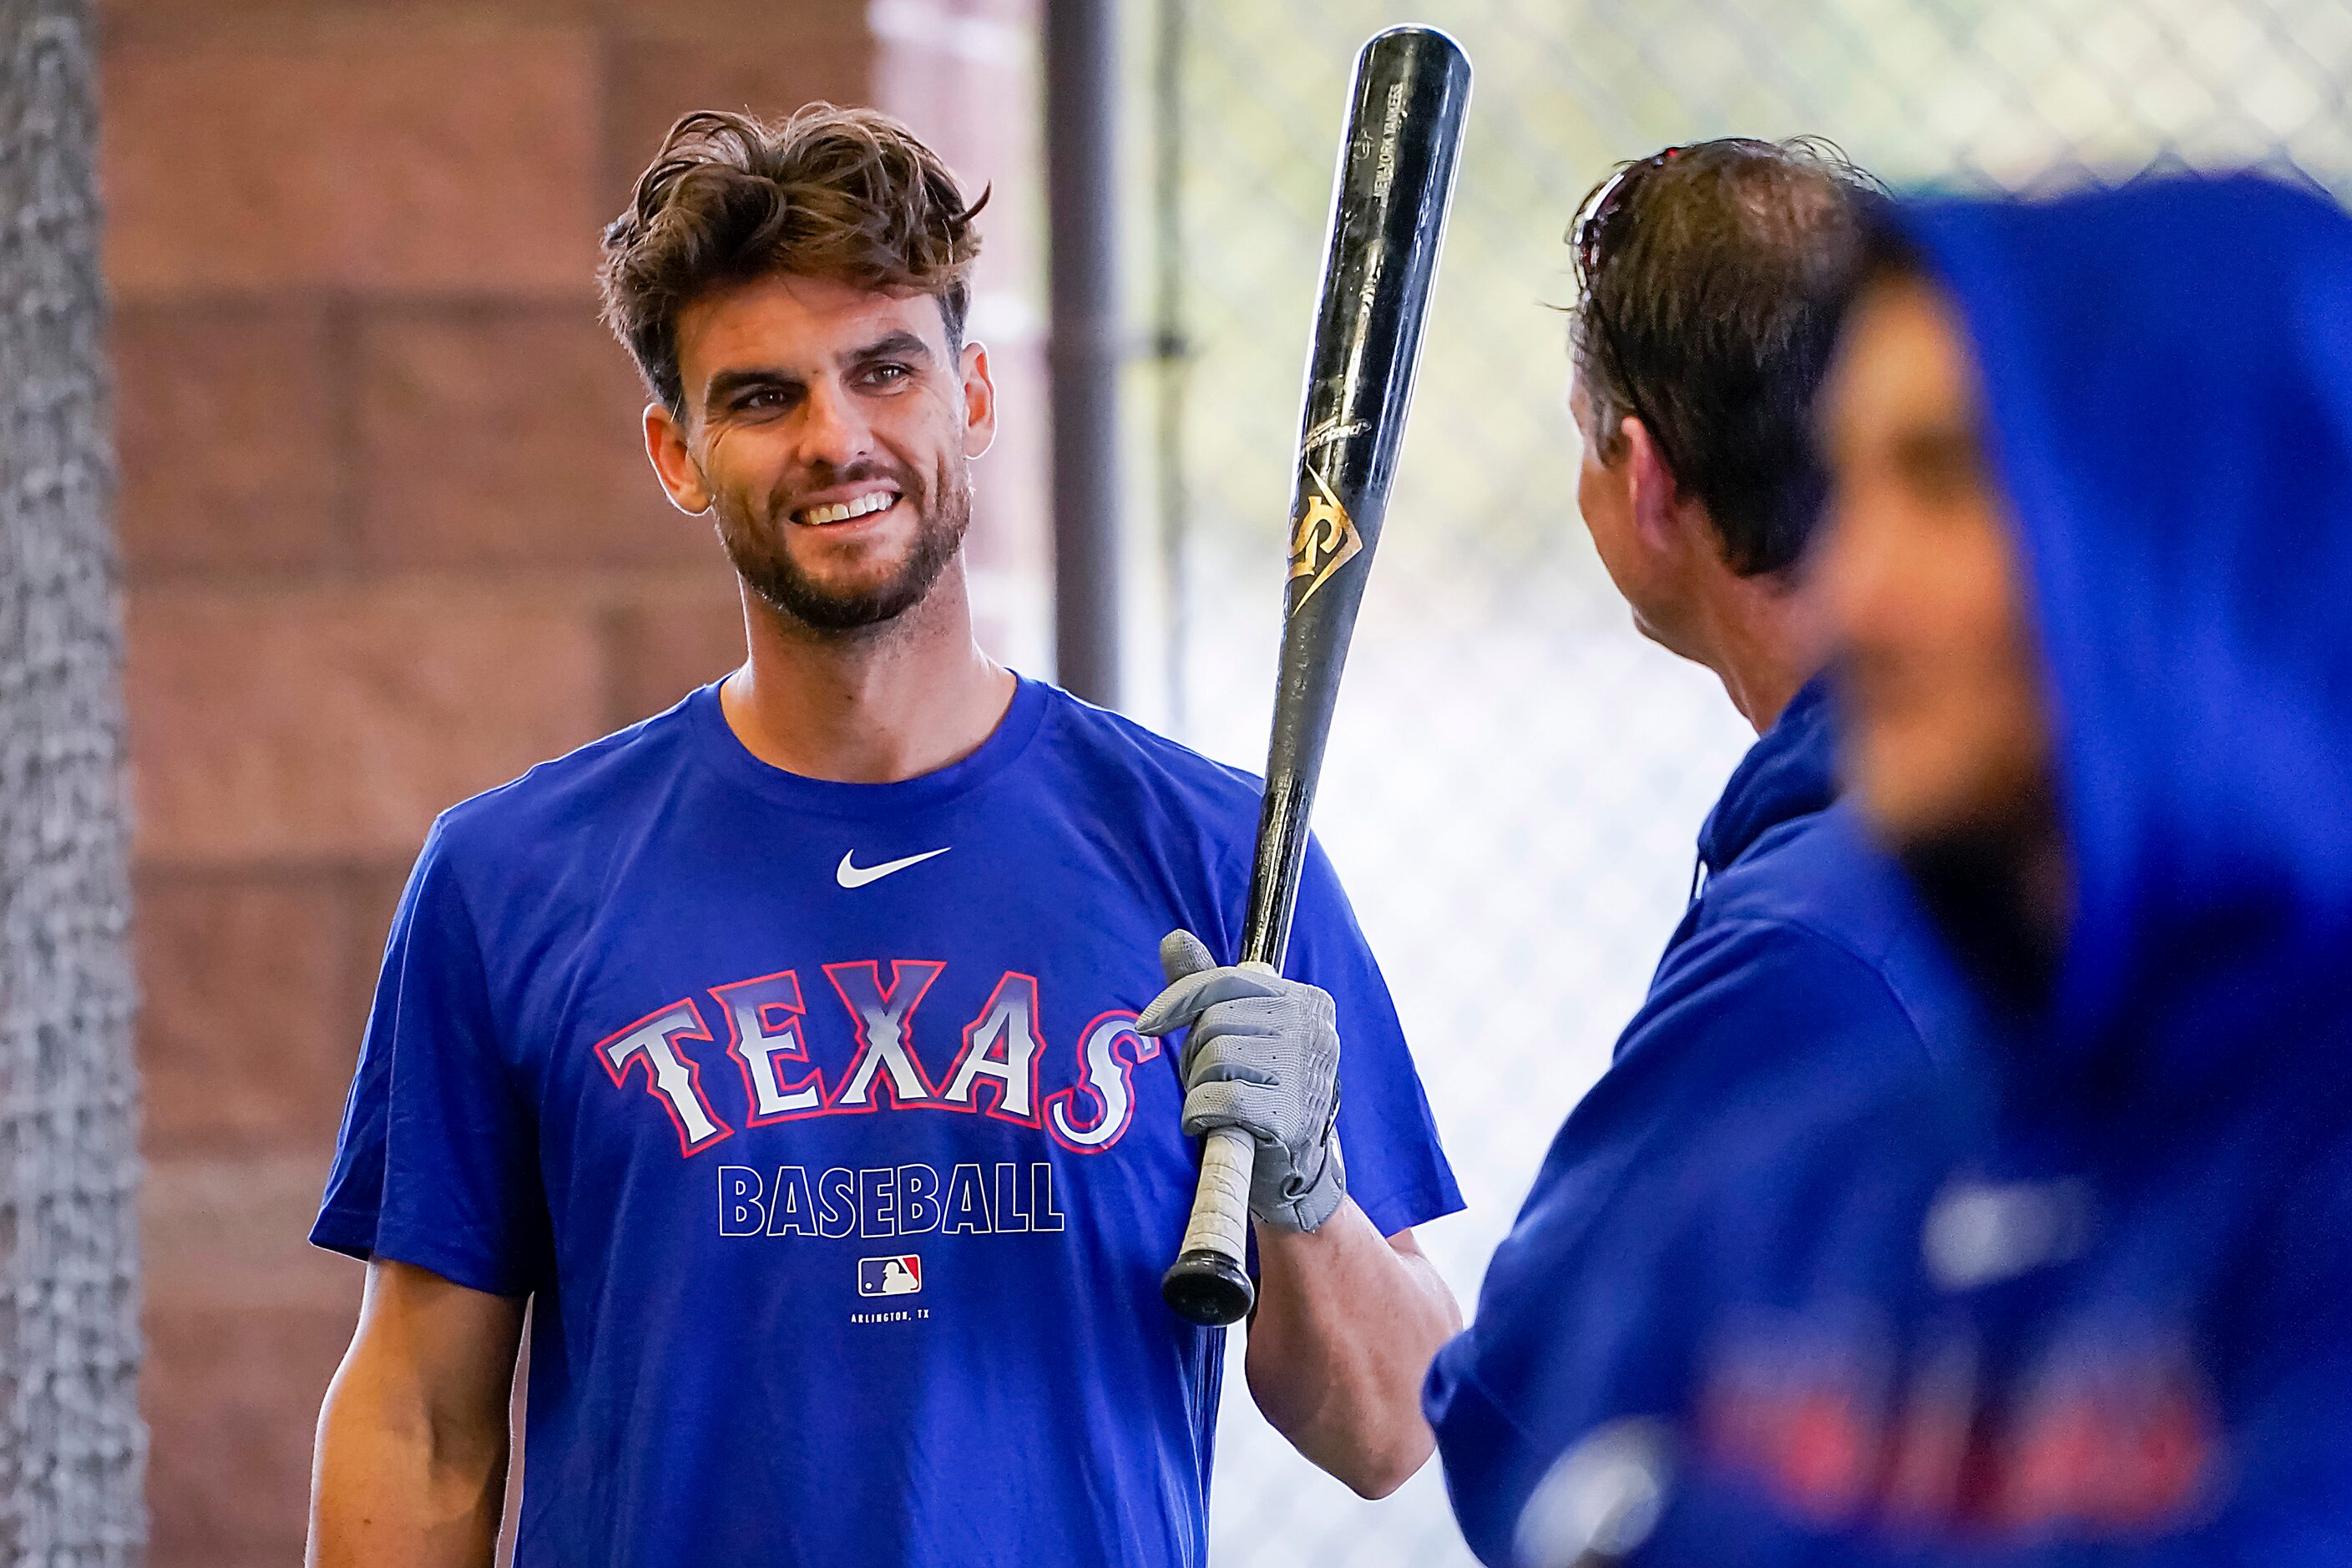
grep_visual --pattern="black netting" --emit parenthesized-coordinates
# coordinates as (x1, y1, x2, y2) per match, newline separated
(1140, 2, 2349, 1560)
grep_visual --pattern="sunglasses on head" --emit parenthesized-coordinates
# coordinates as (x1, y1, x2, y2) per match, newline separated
(1571, 146, 1688, 468)
(1574, 144, 1687, 280)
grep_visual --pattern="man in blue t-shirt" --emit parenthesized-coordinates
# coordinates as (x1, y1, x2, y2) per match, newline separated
(306, 106, 1462, 1568)
(1417, 140, 1977, 1565)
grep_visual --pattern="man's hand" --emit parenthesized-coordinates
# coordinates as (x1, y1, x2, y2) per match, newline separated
(1136, 928, 1346, 1233)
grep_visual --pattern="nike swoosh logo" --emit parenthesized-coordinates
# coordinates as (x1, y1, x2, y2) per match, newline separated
(836, 847, 951, 889)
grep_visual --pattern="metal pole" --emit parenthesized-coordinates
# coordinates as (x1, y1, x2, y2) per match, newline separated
(1152, 0, 1190, 730)
(1044, 0, 1122, 707)
(0, 0, 144, 1556)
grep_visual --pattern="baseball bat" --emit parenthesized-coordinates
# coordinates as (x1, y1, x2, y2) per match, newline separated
(1161, 25, 1470, 1328)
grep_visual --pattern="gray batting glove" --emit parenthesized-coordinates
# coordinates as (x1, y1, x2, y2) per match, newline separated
(1135, 929, 1346, 1234)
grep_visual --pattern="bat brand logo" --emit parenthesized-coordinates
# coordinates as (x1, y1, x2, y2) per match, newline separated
(1287, 459, 1363, 613)
(1301, 417, 1371, 453)
(858, 1255, 923, 1297)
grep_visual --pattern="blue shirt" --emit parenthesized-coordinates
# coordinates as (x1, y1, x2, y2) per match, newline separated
(1423, 676, 1975, 1566)
(313, 676, 1460, 1568)
(1595, 174, 2352, 1568)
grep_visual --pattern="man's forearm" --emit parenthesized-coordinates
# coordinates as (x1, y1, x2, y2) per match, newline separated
(1246, 1207, 1462, 1498)
(1136, 934, 1457, 1493)
(308, 1260, 526, 1567)
(307, 1348, 510, 1566)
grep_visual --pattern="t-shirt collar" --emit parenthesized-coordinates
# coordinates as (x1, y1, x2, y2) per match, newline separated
(688, 673, 1049, 820)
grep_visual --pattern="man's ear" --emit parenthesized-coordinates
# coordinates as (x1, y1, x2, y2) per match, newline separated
(1621, 416, 1689, 558)
(960, 341, 998, 459)
(644, 402, 713, 515)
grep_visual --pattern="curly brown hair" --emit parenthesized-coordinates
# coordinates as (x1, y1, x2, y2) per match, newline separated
(599, 104, 988, 413)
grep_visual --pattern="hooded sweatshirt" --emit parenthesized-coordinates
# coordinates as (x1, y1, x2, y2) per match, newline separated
(1518, 174, 2352, 1568)
(1425, 676, 1980, 1565)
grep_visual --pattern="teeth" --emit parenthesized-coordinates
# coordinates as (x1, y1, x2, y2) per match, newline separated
(801, 492, 897, 526)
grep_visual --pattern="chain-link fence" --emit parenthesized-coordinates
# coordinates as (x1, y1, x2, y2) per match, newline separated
(1129, 1, 2352, 1562)
(0, 0, 144, 1560)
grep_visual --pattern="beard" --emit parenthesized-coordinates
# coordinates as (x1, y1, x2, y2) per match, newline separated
(1891, 775, 2069, 1018)
(714, 457, 972, 635)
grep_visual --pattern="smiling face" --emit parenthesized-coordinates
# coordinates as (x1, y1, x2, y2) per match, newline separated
(644, 272, 996, 634)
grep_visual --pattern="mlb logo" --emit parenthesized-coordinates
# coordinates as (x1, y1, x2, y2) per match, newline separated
(857, 1255, 923, 1297)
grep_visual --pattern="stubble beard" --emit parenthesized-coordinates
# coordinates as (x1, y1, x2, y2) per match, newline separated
(716, 458, 973, 635)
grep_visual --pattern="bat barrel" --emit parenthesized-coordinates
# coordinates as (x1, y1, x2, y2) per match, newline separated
(1240, 24, 1470, 973)
(1163, 27, 1469, 1328)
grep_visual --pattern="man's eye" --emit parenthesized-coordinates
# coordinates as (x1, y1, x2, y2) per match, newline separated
(865, 363, 911, 385)
(741, 388, 790, 409)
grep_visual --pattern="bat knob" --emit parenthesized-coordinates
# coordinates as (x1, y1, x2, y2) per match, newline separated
(1161, 1249, 1256, 1325)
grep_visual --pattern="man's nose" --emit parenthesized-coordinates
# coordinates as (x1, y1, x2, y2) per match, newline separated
(794, 380, 872, 468)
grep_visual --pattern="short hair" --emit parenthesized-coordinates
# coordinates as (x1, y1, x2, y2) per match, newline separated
(599, 105, 987, 413)
(1571, 137, 1884, 576)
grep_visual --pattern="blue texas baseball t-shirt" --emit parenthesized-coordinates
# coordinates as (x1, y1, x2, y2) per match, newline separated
(312, 675, 1461, 1568)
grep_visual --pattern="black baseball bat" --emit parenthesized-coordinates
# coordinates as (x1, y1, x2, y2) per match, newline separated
(1161, 24, 1470, 1328)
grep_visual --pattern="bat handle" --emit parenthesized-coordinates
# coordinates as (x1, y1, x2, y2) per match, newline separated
(1163, 1125, 1257, 1324)
(1161, 958, 1279, 1326)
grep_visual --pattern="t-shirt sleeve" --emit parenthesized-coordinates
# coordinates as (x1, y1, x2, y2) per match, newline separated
(1282, 833, 1464, 1237)
(310, 818, 550, 1297)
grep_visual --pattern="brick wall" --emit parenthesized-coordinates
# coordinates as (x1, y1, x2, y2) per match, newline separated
(99, 3, 1045, 1560)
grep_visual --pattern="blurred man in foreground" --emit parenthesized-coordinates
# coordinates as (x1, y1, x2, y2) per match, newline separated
(1423, 139, 1978, 1564)
(1515, 172, 2352, 1565)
